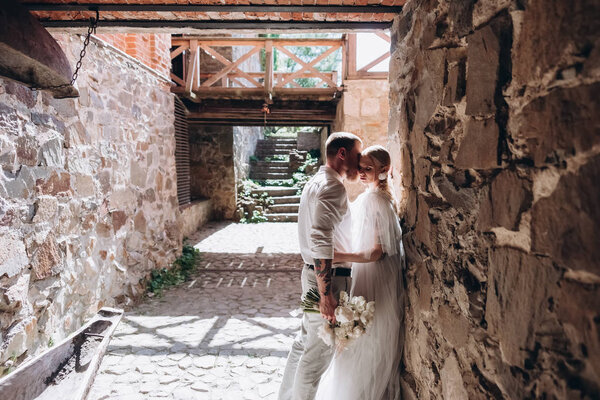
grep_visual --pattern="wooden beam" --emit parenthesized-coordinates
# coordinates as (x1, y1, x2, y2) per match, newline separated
(276, 45, 340, 88)
(342, 34, 348, 81)
(199, 44, 261, 88)
(375, 31, 391, 43)
(192, 71, 337, 79)
(170, 72, 185, 87)
(347, 72, 388, 79)
(264, 40, 273, 100)
(172, 86, 342, 102)
(202, 46, 261, 87)
(357, 51, 390, 73)
(41, 20, 393, 30)
(185, 39, 198, 93)
(174, 38, 344, 46)
(170, 44, 188, 60)
(348, 33, 357, 78)
(26, 4, 404, 14)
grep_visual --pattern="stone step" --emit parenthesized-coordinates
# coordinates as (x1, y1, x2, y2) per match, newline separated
(250, 165, 293, 173)
(250, 172, 293, 180)
(255, 148, 293, 156)
(261, 138, 297, 143)
(251, 186, 298, 197)
(271, 195, 301, 204)
(269, 203, 300, 213)
(256, 141, 297, 147)
(251, 160, 289, 167)
(265, 213, 298, 222)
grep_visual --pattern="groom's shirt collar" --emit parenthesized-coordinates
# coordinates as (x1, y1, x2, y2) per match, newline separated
(321, 165, 343, 183)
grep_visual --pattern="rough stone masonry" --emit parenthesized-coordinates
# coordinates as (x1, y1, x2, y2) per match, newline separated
(388, 0, 599, 398)
(0, 34, 181, 370)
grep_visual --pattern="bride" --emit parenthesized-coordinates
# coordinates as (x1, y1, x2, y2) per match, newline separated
(316, 145, 406, 400)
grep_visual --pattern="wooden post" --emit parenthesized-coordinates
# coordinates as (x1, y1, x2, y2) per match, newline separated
(342, 34, 347, 81)
(185, 39, 198, 93)
(264, 40, 273, 102)
(193, 40, 200, 91)
(348, 33, 357, 79)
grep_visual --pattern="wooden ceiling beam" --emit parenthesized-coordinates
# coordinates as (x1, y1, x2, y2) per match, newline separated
(25, 4, 403, 14)
(184, 97, 337, 126)
(40, 20, 393, 30)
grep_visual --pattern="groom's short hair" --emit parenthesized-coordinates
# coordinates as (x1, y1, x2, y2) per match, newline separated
(326, 132, 362, 158)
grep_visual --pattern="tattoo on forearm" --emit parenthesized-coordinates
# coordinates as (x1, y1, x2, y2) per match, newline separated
(315, 259, 333, 296)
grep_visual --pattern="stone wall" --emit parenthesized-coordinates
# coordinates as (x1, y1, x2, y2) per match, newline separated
(389, 0, 600, 399)
(335, 79, 390, 200)
(297, 129, 321, 151)
(0, 34, 180, 370)
(189, 125, 236, 220)
(334, 79, 390, 145)
(179, 199, 212, 239)
(233, 126, 263, 180)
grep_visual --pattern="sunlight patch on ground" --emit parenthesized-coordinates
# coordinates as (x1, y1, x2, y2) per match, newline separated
(192, 222, 300, 254)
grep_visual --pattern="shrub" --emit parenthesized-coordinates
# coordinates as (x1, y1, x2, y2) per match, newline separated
(236, 179, 273, 222)
(240, 209, 269, 224)
(146, 244, 201, 297)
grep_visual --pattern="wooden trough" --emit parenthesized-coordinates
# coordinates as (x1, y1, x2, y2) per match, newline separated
(0, 307, 123, 400)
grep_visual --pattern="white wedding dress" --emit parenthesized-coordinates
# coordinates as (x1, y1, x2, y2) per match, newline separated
(315, 189, 406, 400)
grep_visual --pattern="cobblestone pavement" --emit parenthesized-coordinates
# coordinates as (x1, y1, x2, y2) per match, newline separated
(88, 222, 304, 400)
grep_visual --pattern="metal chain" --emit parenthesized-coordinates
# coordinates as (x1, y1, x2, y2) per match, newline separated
(262, 103, 270, 128)
(31, 9, 99, 92)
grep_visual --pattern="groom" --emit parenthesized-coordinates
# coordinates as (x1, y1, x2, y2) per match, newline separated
(279, 132, 363, 400)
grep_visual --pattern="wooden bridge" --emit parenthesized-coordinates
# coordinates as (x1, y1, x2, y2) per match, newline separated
(170, 34, 390, 126)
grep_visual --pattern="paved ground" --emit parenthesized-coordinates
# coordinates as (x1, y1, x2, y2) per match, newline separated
(88, 222, 304, 400)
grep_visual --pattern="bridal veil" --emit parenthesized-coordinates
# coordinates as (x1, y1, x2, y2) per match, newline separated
(316, 189, 406, 400)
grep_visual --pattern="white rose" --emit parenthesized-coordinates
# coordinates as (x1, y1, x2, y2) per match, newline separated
(366, 301, 375, 314)
(334, 326, 346, 340)
(352, 325, 364, 338)
(352, 296, 367, 312)
(339, 291, 349, 304)
(318, 323, 335, 346)
(335, 305, 354, 324)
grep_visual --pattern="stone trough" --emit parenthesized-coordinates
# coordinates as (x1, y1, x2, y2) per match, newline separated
(0, 307, 123, 400)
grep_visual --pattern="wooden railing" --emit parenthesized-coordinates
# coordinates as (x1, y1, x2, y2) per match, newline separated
(346, 32, 390, 79)
(171, 37, 344, 100)
(170, 35, 390, 100)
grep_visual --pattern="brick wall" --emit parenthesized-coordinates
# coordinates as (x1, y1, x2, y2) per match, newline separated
(95, 33, 171, 77)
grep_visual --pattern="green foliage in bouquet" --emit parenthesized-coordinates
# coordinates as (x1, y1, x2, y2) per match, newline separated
(301, 287, 322, 314)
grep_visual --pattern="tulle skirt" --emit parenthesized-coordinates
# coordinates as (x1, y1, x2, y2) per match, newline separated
(315, 252, 405, 400)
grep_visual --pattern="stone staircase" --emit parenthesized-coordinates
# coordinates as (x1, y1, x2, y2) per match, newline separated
(250, 138, 297, 181)
(248, 137, 302, 222)
(251, 186, 300, 222)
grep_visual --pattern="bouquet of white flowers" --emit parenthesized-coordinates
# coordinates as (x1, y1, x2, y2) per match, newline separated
(301, 288, 375, 351)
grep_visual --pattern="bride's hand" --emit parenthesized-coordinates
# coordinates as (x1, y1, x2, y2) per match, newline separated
(333, 251, 340, 264)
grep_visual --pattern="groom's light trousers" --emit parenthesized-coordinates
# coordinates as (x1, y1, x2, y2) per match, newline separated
(278, 265, 351, 400)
